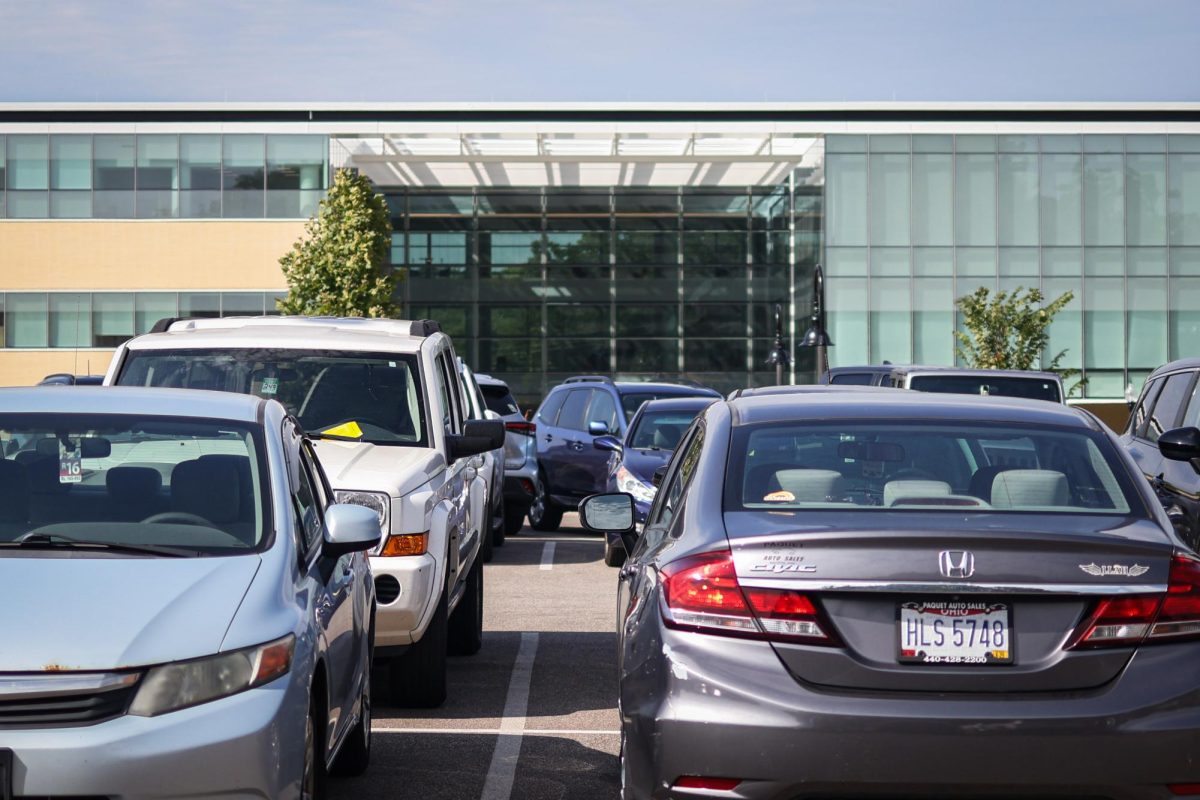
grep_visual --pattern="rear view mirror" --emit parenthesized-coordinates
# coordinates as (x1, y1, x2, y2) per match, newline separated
(323, 503, 383, 557)
(579, 493, 635, 533)
(588, 420, 611, 436)
(1159, 427, 1200, 473)
(593, 435, 623, 453)
(838, 441, 905, 462)
(80, 437, 112, 459)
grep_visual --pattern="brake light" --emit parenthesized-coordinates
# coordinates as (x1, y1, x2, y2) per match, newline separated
(1070, 554, 1200, 648)
(673, 776, 742, 791)
(505, 421, 536, 436)
(661, 550, 835, 645)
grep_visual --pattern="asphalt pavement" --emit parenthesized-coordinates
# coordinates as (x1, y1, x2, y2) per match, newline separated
(330, 513, 621, 800)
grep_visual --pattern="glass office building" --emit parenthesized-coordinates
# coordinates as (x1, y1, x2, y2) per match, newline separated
(1, 103, 1198, 400)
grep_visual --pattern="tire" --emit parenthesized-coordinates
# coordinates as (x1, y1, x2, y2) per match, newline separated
(302, 694, 328, 800)
(448, 556, 484, 656)
(480, 511, 495, 563)
(491, 493, 507, 548)
(388, 592, 447, 708)
(503, 503, 526, 537)
(528, 472, 563, 532)
(329, 669, 371, 777)
(603, 538, 626, 568)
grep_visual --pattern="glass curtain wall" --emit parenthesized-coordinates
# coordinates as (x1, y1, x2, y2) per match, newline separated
(823, 133, 1200, 398)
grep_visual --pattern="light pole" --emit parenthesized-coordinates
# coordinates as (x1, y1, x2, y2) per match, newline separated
(798, 264, 833, 382)
(764, 302, 791, 386)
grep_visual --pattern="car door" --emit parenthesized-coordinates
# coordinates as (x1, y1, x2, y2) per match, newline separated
(434, 348, 475, 585)
(285, 421, 357, 749)
(543, 388, 592, 497)
(1124, 370, 1198, 542)
(1162, 372, 1200, 548)
(577, 388, 621, 495)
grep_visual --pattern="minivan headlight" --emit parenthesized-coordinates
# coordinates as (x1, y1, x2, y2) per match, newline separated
(334, 490, 390, 537)
(129, 635, 295, 717)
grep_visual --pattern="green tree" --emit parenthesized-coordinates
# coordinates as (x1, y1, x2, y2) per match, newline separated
(277, 169, 397, 317)
(954, 286, 1083, 395)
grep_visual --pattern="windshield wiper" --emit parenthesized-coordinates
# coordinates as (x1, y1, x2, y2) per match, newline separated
(308, 432, 363, 442)
(4, 532, 199, 558)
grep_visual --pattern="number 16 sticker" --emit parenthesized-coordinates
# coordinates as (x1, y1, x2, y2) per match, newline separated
(59, 441, 82, 484)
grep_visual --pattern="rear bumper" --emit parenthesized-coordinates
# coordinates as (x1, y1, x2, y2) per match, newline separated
(371, 553, 437, 649)
(623, 623, 1200, 800)
(503, 474, 534, 512)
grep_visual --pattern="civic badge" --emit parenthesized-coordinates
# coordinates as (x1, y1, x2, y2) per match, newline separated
(938, 550, 975, 579)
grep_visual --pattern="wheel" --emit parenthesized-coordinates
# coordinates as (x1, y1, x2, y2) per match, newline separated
(528, 472, 563, 532)
(491, 493, 507, 548)
(604, 538, 626, 568)
(448, 556, 483, 656)
(388, 592, 447, 708)
(329, 670, 371, 777)
(301, 695, 328, 800)
(503, 503, 526, 537)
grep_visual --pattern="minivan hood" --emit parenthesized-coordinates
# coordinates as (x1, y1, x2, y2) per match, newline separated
(312, 440, 444, 496)
(0, 554, 261, 672)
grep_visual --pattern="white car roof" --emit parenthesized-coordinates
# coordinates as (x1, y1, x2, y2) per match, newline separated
(124, 316, 438, 354)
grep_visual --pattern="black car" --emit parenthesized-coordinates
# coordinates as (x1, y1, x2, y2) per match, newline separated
(529, 376, 720, 532)
(38, 373, 104, 386)
(1120, 358, 1200, 549)
(594, 396, 716, 565)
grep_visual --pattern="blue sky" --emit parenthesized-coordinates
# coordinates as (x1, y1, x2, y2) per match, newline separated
(0, 0, 1197, 102)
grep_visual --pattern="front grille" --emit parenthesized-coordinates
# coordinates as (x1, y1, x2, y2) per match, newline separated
(0, 676, 137, 728)
(375, 575, 402, 605)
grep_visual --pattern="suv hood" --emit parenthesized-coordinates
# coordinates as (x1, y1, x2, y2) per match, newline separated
(0, 555, 261, 671)
(313, 440, 444, 496)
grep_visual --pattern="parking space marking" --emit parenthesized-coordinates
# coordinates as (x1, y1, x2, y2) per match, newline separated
(374, 728, 620, 736)
(539, 542, 555, 570)
(480, 631, 539, 800)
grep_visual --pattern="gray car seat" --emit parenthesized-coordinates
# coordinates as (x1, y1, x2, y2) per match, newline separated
(0, 459, 31, 538)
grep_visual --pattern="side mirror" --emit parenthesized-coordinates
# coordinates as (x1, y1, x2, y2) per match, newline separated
(579, 493, 635, 533)
(323, 503, 382, 558)
(651, 464, 669, 488)
(447, 419, 505, 461)
(593, 435, 623, 453)
(1159, 427, 1200, 473)
(588, 420, 611, 436)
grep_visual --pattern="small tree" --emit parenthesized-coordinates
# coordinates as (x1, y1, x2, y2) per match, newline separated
(277, 169, 397, 317)
(954, 286, 1083, 395)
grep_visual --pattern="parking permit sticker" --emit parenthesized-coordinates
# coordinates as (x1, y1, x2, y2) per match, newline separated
(260, 376, 279, 396)
(763, 490, 795, 502)
(59, 440, 82, 484)
(322, 421, 364, 439)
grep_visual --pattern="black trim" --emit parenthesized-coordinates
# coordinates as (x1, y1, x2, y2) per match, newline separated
(1, 108, 1198, 124)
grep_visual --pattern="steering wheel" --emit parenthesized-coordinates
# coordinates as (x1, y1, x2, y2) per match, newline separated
(141, 511, 214, 527)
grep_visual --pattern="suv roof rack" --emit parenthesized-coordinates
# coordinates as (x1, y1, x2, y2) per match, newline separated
(562, 375, 615, 385)
(148, 316, 444, 338)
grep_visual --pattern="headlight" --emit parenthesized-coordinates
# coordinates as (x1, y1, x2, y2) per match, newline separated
(129, 634, 295, 717)
(334, 490, 391, 537)
(616, 466, 656, 504)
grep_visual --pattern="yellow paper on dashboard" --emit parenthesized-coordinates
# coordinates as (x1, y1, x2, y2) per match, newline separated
(322, 421, 364, 439)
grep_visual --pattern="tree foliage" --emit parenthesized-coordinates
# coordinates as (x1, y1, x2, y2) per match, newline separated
(277, 169, 397, 318)
(954, 286, 1083, 394)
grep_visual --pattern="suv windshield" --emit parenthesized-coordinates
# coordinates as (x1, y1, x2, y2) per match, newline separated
(0, 413, 267, 553)
(628, 409, 706, 450)
(908, 375, 1062, 403)
(118, 349, 427, 445)
(727, 421, 1139, 515)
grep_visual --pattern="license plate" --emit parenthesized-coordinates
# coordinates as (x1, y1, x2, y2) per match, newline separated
(0, 748, 11, 800)
(897, 600, 1013, 665)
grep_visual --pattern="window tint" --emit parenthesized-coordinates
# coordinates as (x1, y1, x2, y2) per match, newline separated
(291, 447, 323, 553)
(831, 372, 875, 385)
(481, 385, 520, 416)
(588, 390, 620, 433)
(537, 390, 567, 425)
(908, 374, 1062, 403)
(1180, 374, 1200, 429)
(557, 389, 592, 432)
(1132, 378, 1164, 436)
(629, 409, 706, 450)
(648, 424, 705, 533)
(1146, 372, 1195, 443)
(433, 357, 454, 433)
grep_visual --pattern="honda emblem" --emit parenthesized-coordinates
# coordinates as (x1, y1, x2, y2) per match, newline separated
(938, 550, 975, 579)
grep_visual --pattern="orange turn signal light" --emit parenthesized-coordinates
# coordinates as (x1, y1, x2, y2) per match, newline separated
(380, 532, 429, 557)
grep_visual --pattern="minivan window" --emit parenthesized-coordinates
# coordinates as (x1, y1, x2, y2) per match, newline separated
(1146, 372, 1195, 443)
(557, 389, 592, 432)
(907, 375, 1062, 403)
(118, 348, 427, 446)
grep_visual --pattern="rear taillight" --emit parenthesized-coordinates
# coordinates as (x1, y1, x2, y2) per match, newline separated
(661, 550, 835, 645)
(1070, 554, 1200, 648)
(673, 776, 742, 791)
(505, 421, 536, 436)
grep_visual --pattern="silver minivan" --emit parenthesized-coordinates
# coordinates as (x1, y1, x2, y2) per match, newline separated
(0, 387, 379, 799)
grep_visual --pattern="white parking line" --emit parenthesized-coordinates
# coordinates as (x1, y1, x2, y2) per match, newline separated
(479, 631, 539, 800)
(373, 727, 620, 736)
(539, 542, 555, 571)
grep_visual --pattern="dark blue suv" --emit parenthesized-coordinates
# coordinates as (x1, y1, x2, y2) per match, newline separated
(528, 376, 720, 532)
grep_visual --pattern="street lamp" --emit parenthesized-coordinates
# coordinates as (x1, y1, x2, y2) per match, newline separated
(798, 264, 833, 382)
(764, 302, 791, 386)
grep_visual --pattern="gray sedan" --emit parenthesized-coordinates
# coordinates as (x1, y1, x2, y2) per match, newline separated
(583, 389, 1200, 799)
(0, 387, 379, 799)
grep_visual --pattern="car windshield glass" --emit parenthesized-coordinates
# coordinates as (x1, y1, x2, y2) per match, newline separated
(481, 385, 519, 416)
(727, 422, 1138, 515)
(908, 375, 1061, 403)
(0, 413, 267, 553)
(629, 410, 705, 450)
(118, 349, 427, 445)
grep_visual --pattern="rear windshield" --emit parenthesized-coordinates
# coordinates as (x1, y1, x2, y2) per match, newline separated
(908, 375, 1062, 403)
(118, 349, 426, 446)
(481, 385, 520, 417)
(726, 421, 1140, 515)
(0, 413, 267, 553)
(628, 408, 707, 451)
(830, 373, 876, 386)
(620, 391, 712, 422)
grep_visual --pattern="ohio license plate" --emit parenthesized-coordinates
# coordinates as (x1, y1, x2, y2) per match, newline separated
(897, 600, 1012, 665)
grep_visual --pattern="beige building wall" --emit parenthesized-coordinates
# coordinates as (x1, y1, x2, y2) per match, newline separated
(0, 220, 304, 385)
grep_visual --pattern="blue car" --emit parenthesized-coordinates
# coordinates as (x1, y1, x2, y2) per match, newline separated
(594, 396, 715, 565)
